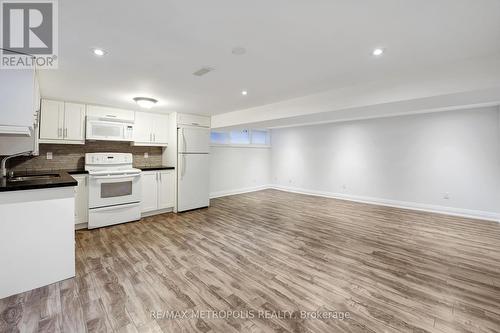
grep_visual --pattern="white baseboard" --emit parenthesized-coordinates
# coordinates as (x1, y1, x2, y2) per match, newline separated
(210, 184, 500, 222)
(141, 207, 174, 218)
(269, 185, 500, 223)
(75, 222, 88, 230)
(210, 185, 273, 199)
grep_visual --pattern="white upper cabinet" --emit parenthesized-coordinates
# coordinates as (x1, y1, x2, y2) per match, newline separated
(152, 113, 169, 144)
(133, 111, 169, 146)
(0, 69, 38, 136)
(0, 70, 40, 155)
(37, 100, 172, 146)
(64, 103, 86, 141)
(86, 105, 135, 122)
(177, 113, 210, 127)
(40, 100, 64, 140)
(33, 75, 41, 115)
(40, 99, 86, 144)
(134, 112, 152, 143)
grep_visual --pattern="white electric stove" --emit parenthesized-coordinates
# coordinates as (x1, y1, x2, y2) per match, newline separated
(85, 153, 142, 229)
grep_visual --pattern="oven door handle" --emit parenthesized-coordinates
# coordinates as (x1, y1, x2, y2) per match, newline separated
(90, 173, 141, 180)
(91, 202, 140, 212)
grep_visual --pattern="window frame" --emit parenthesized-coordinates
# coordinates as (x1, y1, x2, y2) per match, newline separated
(210, 128, 271, 148)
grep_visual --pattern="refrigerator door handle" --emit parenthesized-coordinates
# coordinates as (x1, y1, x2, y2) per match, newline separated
(181, 154, 187, 179)
(182, 128, 187, 153)
(178, 154, 185, 180)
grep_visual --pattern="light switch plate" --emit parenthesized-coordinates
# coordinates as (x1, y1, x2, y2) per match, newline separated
(46, 152, 53, 160)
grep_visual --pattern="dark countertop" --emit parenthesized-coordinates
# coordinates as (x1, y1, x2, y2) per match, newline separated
(1, 166, 175, 192)
(11, 168, 88, 175)
(66, 169, 88, 175)
(137, 166, 175, 171)
(0, 170, 78, 192)
(65, 166, 175, 172)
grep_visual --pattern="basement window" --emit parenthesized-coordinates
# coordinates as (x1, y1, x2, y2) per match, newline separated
(230, 129, 250, 144)
(251, 130, 269, 145)
(210, 131, 229, 144)
(210, 129, 271, 147)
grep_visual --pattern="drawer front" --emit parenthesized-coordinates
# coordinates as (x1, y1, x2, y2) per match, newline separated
(88, 202, 141, 229)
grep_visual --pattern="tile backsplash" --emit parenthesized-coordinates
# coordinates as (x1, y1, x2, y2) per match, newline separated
(7, 142, 165, 172)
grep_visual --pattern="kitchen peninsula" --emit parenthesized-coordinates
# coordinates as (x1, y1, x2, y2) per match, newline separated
(0, 172, 77, 298)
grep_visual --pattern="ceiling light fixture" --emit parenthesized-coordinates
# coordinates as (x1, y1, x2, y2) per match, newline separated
(372, 48, 384, 56)
(241, 90, 248, 96)
(133, 97, 158, 109)
(92, 48, 106, 56)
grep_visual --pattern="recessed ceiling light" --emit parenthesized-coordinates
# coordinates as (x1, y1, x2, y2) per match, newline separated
(133, 97, 158, 109)
(372, 48, 384, 56)
(241, 90, 248, 96)
(92, 48, 106, 56)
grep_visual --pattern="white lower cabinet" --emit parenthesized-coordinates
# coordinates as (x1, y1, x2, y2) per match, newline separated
(158, 170, 175, 209)
(141, 170, 175, 213)
(73, 174, 88, 225)
(141, 172, 159, 212)
(73, 170, 174, 224)
(0, 187, 75, 298)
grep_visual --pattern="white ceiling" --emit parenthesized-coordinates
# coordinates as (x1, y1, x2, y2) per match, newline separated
(39, 0, 500, 115)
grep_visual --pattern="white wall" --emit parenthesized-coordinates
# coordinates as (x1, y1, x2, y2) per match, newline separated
(271, 107, 500, 220)
(210, 146, 271, 198)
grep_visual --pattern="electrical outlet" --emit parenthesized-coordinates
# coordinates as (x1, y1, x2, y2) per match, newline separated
(144, 152, 149, 159)
(342, 184, 347, 190)
(443, 192, 450, 200)
(46, 152, 53, 160)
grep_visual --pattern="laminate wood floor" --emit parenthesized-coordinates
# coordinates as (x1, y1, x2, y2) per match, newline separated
(1, 189, 500, 333)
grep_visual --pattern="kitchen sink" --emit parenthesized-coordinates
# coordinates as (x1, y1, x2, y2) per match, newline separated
(7, 174, 60, 182)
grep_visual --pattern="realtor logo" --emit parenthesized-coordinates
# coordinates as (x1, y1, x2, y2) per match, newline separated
(1, 0, 58, 69)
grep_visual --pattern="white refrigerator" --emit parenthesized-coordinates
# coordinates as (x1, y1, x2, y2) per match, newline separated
(177, 126, 210, 212)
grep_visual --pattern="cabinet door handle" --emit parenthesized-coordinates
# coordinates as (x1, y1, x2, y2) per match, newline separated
(153, 133, 156, 142)
(58, 128, 62, 137)
(64, 128, 67, 138)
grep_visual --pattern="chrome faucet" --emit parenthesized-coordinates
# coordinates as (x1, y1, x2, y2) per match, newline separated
(1, 151, 32, 178)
